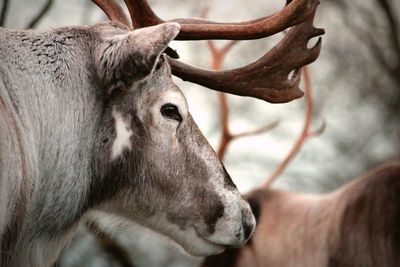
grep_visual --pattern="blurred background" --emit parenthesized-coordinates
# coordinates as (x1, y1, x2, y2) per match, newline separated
(1, 0, 399, 266)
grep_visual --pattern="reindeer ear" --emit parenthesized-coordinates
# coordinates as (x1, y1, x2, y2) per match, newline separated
(95, 22, 180, 94)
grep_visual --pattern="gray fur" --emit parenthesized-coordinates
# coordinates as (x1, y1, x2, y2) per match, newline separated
(0, 21, 255, 267)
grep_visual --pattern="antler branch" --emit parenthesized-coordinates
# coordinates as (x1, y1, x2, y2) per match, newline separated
(170, 15, 323, 102)
(125, 0, 318, 40)
(92, 0, 131, 27)
(91, 0, 324, 103)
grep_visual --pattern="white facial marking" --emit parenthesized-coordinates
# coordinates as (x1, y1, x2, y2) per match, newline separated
(111, 110, 133, 160)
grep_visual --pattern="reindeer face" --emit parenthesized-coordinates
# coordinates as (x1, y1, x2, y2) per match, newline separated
(91, 22, 255, 256)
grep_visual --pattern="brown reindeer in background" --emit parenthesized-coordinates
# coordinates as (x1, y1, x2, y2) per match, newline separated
(202, 42, 400, 267)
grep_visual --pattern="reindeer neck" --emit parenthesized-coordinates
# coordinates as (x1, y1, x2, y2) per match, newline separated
(0, 27, 103, 265)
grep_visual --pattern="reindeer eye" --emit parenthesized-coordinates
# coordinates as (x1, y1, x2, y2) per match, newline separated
(161, 103, 182, 122)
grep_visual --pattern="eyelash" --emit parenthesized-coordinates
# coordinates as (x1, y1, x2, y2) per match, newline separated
(160, 103, 182, 122)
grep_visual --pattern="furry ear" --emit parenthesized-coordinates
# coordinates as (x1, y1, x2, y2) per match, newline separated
(95, 22, 180, 94)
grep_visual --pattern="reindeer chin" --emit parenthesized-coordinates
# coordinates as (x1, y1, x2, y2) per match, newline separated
(184, 234, 226, 257)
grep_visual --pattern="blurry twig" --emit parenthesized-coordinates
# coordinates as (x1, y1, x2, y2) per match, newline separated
(85, 219, 135, 267)
(0, 0, 9, 26)
(0, 0, 54, 29)
(263, 67, 325, 188)
(25, 0, 54, 29)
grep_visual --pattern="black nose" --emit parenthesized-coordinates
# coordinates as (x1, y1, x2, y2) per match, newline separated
(242, 210, 254, 241)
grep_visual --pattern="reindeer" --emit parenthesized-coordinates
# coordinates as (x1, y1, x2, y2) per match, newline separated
(0, 0, 323, 266)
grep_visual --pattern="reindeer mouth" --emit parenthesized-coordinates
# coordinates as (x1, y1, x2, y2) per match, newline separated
(192, 227, 226, 255)
(195, 229, 245, 251)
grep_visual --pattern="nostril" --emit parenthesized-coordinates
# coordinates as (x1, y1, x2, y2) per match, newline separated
(242, 219, 253, 241)
(241, 210, 254, 241)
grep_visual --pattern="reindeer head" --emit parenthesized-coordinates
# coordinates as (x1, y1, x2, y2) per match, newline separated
(86, 0, 323, 257)
(89, 22, 255, 256)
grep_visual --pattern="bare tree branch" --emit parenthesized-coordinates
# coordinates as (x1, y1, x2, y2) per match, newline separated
(376, 0, 400, 60)
(328, 0, 400, 85)
(0, 0, 9, 26)
(25, 0, 54, 29)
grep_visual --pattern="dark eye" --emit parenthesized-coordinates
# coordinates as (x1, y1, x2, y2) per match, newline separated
(161, 103, 182, 122)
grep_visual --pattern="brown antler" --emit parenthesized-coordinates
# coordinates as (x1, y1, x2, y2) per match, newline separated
(91, 0, 324, 103)
(92, 0, 131, 27)
(170, 14, 323, 102)
(124, 0, 317, 40)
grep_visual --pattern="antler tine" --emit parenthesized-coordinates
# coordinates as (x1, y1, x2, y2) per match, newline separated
(169, 11, 324, 103)
(124, 0, 318, 40)
(92, 0, 131, 28)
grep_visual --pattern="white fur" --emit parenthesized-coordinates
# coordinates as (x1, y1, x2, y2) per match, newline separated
(111, 110, 133, 160)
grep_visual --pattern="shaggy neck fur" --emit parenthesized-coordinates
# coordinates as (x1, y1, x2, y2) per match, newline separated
(0, 27, 103, 266)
